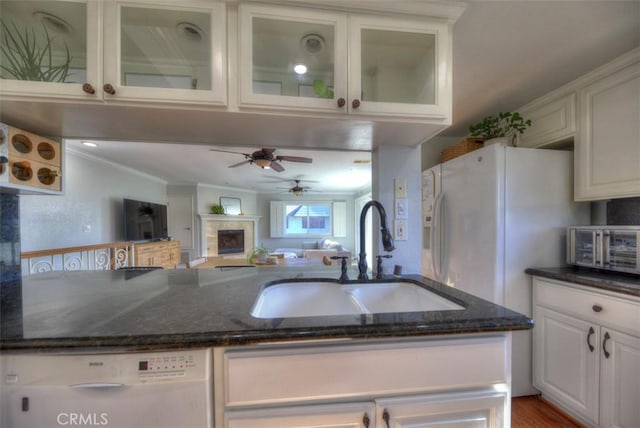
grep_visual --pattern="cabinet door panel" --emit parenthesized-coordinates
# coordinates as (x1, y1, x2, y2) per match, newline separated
(377, 389, 508, 428)
(575, 61, 640, 200)
(0, 0, 100, 99)
(238, 4, 347, 112)
(533, 306, 599, 425)
(600, 329, 640, 428)
(103, 0, 226, 104)
(226, 402, 374, 428)
(348, 15, 450, 119)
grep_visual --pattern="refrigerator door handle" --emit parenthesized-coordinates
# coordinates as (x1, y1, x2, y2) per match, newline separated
(431, 192, 444, 282)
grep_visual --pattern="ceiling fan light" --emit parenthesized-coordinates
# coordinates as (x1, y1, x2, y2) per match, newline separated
(292, 189, 303, 196)
(255, 159, 271, 168)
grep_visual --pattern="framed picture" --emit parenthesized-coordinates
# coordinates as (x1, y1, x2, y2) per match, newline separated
(220, 197, 242, 215)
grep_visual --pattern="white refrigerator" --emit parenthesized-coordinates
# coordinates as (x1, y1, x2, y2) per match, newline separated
(422, 143, 590, 396)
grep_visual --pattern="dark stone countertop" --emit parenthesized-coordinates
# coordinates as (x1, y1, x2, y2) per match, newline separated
(1, 266, 532, 352)
(526, 266, 640, 298)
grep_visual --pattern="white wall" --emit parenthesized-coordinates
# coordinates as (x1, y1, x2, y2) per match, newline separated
(372, 145, 422, 275)
(19, 149, 167, 252)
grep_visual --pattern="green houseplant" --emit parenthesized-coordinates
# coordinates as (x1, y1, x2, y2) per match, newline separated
(210, 203, 225, 215)
(0, 19, 72, 82)
(247, 244, 270, 264)
(468, 112, 532, 140)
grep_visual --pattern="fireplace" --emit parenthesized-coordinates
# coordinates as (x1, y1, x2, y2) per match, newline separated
(218, 229, 245, 255)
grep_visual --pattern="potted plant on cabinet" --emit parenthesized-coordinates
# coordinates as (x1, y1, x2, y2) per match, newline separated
(468, 112, 532, 146)
(247, 245, 270, 264)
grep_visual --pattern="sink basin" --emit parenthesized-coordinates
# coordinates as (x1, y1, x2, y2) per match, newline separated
(250, 280, 464, 318)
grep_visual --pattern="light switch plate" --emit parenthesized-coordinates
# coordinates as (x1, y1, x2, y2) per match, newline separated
(394, 179, 407, 198)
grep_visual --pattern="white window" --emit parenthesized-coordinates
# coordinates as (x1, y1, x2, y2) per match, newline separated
(270, 201, 346, 238)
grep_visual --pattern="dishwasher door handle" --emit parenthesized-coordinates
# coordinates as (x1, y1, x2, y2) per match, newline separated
(70, 382, 125, 389)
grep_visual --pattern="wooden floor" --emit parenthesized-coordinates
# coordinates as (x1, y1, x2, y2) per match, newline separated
(512, 396, 585, 428)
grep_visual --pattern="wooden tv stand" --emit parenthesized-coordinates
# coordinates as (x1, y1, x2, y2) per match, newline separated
(133, 240, 180, 268)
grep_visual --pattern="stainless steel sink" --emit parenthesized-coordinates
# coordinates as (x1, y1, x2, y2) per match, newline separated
(250, 280, 464, 318)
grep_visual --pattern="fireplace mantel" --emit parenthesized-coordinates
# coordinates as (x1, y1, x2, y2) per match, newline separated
(198, 215, 261, 258)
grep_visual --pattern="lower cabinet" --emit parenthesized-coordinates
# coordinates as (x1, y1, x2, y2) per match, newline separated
(133, 240, 180, 268)
(215, 335, 512, 428)
(532, 277, 640, 427)
(226, 390, 507, 428)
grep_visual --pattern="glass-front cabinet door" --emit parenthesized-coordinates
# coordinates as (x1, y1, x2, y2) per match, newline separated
(0, 0, 100, 99)
(348, 15, 451, 119)
(238, 3, 347, 112)
(103, 0, 226, 105)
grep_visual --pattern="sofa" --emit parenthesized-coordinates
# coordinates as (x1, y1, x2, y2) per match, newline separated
(274, 239, 352, 264)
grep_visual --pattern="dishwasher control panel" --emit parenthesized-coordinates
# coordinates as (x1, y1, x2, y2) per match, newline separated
(137, 352, 197, 380)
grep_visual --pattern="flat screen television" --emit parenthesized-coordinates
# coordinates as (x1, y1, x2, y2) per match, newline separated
(123, 198, 168, 242)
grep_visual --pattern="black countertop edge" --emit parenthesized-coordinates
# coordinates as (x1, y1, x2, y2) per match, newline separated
(526, 266, 640, 298)
(0, 319, 533, 353)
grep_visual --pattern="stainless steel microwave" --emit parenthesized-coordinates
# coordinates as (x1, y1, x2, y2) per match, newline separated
(567, 226, 640, 274)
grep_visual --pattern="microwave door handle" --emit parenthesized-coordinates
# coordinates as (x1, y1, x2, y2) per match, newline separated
(602, 230, 610, 266)
(595, 230, 603, 267)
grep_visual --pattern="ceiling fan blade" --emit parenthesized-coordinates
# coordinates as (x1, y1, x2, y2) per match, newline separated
(270, 161, 285, 172)
(229, 160, 252, 168)
(209, 148, 251, 156)
(276, 155, 313, 164)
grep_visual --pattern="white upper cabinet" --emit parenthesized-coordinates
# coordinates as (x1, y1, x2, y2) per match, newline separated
(0, 0, 226, 105)
(103, 0, 226, 105)
(575, 50, 640, 201)
(238, 3, 452, 121)
(0, 0, 100, 100)
(517, 93, 576, 148)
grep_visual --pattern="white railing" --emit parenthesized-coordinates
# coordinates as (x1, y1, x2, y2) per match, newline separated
(21, 242, 134, 275)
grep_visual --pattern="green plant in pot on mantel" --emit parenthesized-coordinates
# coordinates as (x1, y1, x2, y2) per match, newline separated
(210, 203, 225, 215)
(468, 112, 532, 146)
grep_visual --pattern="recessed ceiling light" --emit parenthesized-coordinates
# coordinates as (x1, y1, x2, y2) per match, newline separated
(81, 141, 97, 148)
(33, 11, 73, 35)
(294, 64, 308, 75)
(176, 22, 204, 42)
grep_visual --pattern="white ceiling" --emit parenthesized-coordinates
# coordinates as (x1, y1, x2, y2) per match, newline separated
(23, 2, 640, 193)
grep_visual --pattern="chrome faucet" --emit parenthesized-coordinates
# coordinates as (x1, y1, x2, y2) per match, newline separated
(358, 200, 395, 280)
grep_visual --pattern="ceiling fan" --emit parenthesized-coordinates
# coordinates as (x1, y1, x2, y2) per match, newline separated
(209, 147, 312, 172)
(286, 179, 312, 196)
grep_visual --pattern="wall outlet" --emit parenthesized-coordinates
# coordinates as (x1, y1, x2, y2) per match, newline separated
(82, 224, 91, 233)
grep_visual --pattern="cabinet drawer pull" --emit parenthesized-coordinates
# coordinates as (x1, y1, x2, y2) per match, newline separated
(362, 412, 370, 428)
(587, 326, 595, 352)
(82, 83, 95, 94)
(352, 99, 361, 109)
(337, 97, 346, 108)
(602, 331, 611, 359)
(383, 408, 390, 428)
(592, 304, 603, 312)
(103, 84, 116, 95)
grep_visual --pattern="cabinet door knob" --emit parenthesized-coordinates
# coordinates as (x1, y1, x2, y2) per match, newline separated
(382, 408, 391, 428)
(82, 83, 95, 94)
(362, 412, 370, 428)
(337, 97, 346, 108)
(602, 331, 611, 359)
(352, 99, 361, 109)
(587, 326, 595, 352)
(592, 304, 603, 312)
(103, 84, 116, 95)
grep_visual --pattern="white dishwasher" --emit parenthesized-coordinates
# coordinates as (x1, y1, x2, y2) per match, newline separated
(0, 348, 212, 428)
